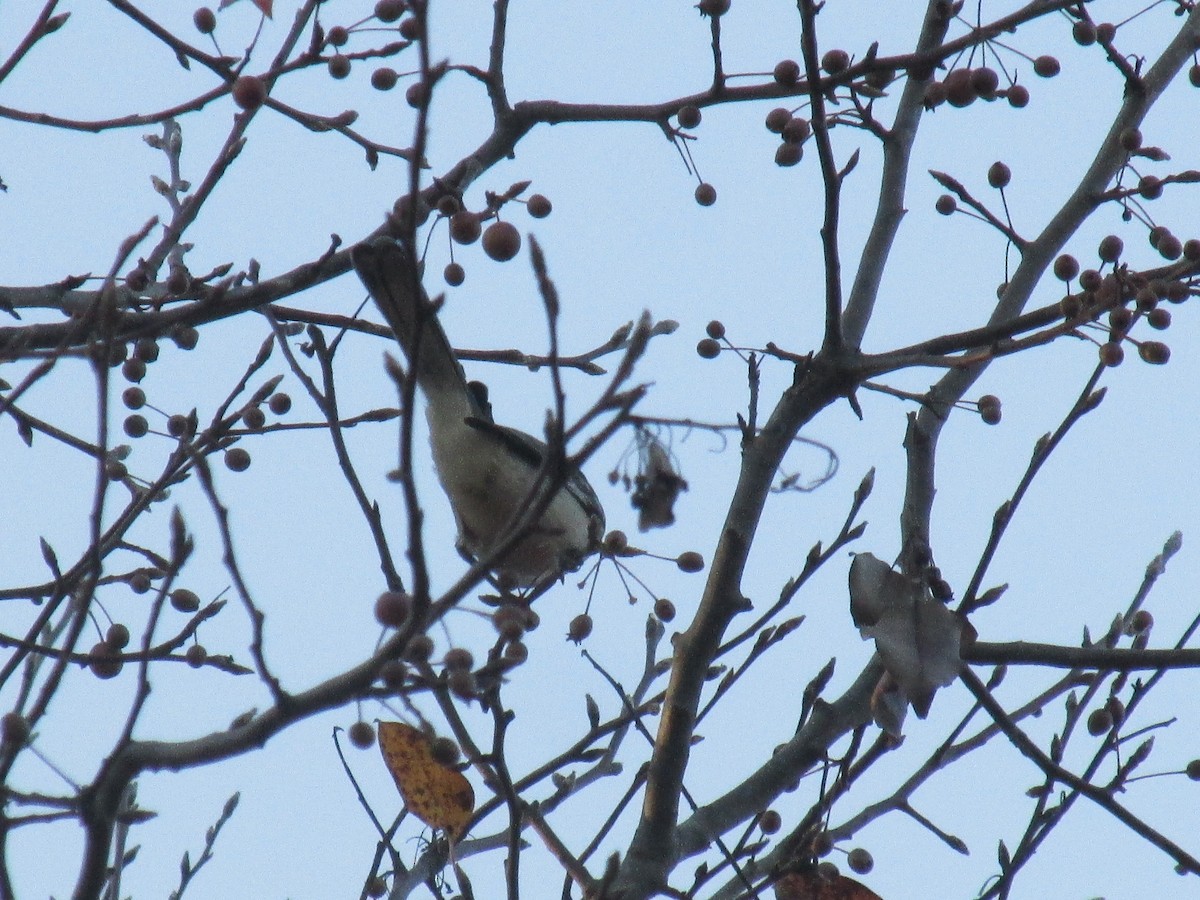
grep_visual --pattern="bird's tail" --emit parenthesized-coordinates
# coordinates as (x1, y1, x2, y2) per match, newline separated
(351, 237, 477, 414)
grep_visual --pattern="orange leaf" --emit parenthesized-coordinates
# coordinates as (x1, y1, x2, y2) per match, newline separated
(775, 869, 885, 900)
(378, 722, 474, 840)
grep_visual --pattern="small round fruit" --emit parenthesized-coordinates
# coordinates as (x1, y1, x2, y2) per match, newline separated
(781, 117, 810, 144)
(122, 358, 147, 383)
(773, 59, 800, 85)
(1, 712, 29, 746)
(758, 809, 782, 833)
(327, 25, 349, 47)
(173, 326, 200, 350)
(482, 221, 521, 261)
(568, 613, 593, 643)
(130, 571, 152, 593)
(1072, 20, 1096, 45)
(1157, 233, 1183, 261)
(1138, 341, 1170, 365)
(1033, 55, 1061, 77)
(123, 414, 149, 438)
(697, 0, 730, 15)
(677, 105, 701, 128)
(775, 143, 803, 167)
(847, 847, 874, 875)
(526, 193, 552, 218)
(694, 183, 717, 206)
(970, 67, 999, 97)
(696, 338, 720, 359)
(1147, 308, 1171, 330)
(328, 54, 351, 79)
(430, 736, 460, 765)
(404, 634, 434, 662)
(193, 7, 217, 35)
(242, 406, 266, 430)
(224, 447, 252, 472)
(654, 598, 676, 622)
(106, 623, 131, 650)
(232, 75, 267, 111)
(171, 589, 201, 613)
(978, 394, 1001, 425)
(268, 393, 292, 415)
(676, 551, 705, 573)
(706, 319, 725, 339)
(1129, 609, 1154, 633)
(185, 643, 207, 668)
(405, 81, 428, 109)
(1099, 341, 1125, 367)
(1119, 128, 1142, 152)
(444, 262, 465, 286)
(167, 414, 191, 438)
(449, 211, 482, 245)
(1098, 235, 1123, 263)
(764, 107, 791, 133)
(375, 0, 405, 23)
(122, 387, 146, 409)
(371, 67, 398, 91)
(443, 647, 474, 672)
(935, 194, 956, 216)
(1187, 759, 1200, 781)
(399, 16, 421, 40)
(1006, 84, 1030, 108)
(374, 590, 411, 627)
(821, 49, 850, 74)
(348, 720, 376, 748)
(89, 643, 123, 680)
(987, 161, 1011, 189)
(1087, 707, 1112, 736)
(1053, 254, 1079, 282)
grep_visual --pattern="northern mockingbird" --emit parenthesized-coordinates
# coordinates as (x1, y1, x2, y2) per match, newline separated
(351, 237, 606, 587)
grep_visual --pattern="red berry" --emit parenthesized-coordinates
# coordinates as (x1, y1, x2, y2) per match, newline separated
(123, 414, 149, 438)
(170, 589, 201, 613)
(482, 221, 521, 261)
(449, 211, 482, 245)
(1006, 84, 1030, 108)
(328, 54, 351, 79)
(375, 0, 405, 23)
(677, 105, 702, 129)
(1053, 254, 1080, 282)
(773, 59, 800, 85)
(987, 161, 1011, 189)
(193, 7, 217, 34)
(775, 143, 803, 167)
(821, 49, 850, 74)
(348, 720, 376, 748)
(371, 67, 398, 91)
(374, 591, 411, 627)
(567, 614, 593, 643)
(224, 447, 251, 471)
(935, 194, 956, 215)
(1033, 55, 1061, 77)
(232, 75, 267, 111)
(89, 642, 123, 680)
(526, 193, 552, 218)
(764, 107, 791, 133)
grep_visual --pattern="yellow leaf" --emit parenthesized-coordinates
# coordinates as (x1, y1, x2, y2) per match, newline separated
(378, 722, 474, 841)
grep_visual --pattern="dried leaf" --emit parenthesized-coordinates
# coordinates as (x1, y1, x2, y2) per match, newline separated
(849, 553, 964, 718)
(774, 867, 884, 899)
(378, 722, 474, 841)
